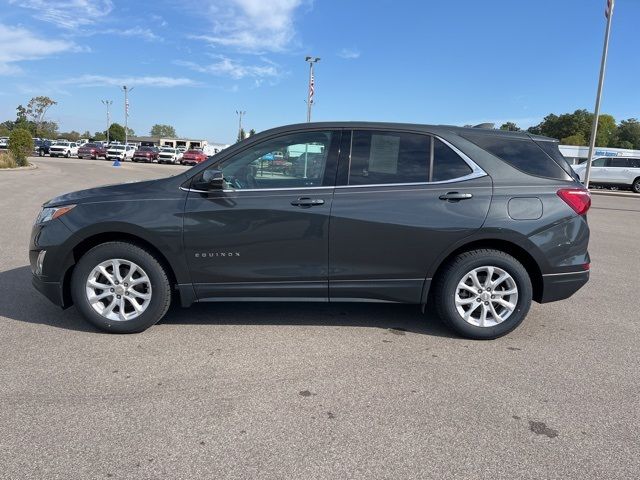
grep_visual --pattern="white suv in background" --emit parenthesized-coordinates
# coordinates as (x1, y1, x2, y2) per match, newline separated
(157, 147, 183, 164)
(573, 157, 640, 193)
(49, 142, 79, 158)
(106, 144, 135, 161)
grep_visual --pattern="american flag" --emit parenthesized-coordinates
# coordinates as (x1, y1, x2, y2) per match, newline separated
(309, 70, 315, 105)
(605, 0, 614, 19)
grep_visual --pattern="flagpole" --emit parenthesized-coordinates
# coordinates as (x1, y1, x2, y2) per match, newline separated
(305, 56, 320, 122)
(584, 0, 615, 188)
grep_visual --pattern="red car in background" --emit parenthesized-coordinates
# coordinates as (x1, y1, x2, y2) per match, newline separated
(77, 143, 107, 159)
(132, 146, 160, 163)
(181, 149, 207, 166)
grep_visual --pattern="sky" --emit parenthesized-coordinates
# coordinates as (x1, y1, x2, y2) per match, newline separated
(0, 0, 638, 144)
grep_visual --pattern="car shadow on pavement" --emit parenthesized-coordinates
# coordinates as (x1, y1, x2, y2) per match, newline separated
(0, 265, 457, 338)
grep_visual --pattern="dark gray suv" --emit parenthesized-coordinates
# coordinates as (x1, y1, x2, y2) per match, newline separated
(29, 122, 591, 339)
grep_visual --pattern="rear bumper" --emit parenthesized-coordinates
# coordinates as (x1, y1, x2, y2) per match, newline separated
(539, 270, 589, 303)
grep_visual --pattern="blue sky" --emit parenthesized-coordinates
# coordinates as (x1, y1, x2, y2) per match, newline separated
(0, 0, 638, 144)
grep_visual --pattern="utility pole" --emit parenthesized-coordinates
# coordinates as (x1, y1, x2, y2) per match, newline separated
(122, 86, 134, 147)
(585, 0, 615, 188)
(101, 99, 112, 143)
(305, 56, 320, 122)
(236, 110, 246, 141)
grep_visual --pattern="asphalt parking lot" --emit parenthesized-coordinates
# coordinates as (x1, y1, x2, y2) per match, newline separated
(1, 156, 639, 479)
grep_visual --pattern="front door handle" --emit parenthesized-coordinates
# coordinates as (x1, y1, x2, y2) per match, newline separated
(291, 197, 325, 208)
(439, 192, 473, 202)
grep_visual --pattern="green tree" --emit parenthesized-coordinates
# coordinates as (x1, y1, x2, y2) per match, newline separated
(26, 96, 57, 137)
(236, 128, 246, 143)
(40, 121, 58, 139)
(499, 122, 520, 132)
(248, 128, 256, 136)
(150, 124, 177, 137)
(126, 127, 135, 136)
(596, 114, 617, 147)
(93, 131, 106, 141)
(107, 123, 126, 143)
(0, 124, 10, 137)
(58, 131, 80, 142)
(8, 128, 33, 166)
(616, 119, 640, 149)
(560, 133, 586, 145)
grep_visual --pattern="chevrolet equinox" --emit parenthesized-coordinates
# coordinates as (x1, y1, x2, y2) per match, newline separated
(30, 122, 591, 339)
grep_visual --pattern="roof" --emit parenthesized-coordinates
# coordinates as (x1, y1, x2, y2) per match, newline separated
(254, 121, 557, 143)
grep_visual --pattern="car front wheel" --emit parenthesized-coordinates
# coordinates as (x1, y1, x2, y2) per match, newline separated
(71, 242, 172, 333)
(433, 249, 532, 340)
(632, 178, 640, 194)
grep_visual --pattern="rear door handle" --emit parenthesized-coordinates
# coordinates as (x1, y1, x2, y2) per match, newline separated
(439, 192, 473, 202)
(291, 197, 325, 208)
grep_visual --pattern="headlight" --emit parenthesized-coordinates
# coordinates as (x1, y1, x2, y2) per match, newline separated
(35, 205, 76, 224)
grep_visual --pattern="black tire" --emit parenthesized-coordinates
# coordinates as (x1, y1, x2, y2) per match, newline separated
(65, 151, 70, 158)
(39, 149, 44, 157)
(71, 242, 172, 333)
(632, 178, 640, 194)
(433, 249, 532, 340)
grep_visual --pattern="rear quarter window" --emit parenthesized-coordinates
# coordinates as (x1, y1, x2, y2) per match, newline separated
(462, 133, 570, 180)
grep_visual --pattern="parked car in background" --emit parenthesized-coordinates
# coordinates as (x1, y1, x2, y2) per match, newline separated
(0, 137, 9, 150)
(77, 143, 107, 159)
(132, 146, 160, 163)
(29, 122, 591, 338)
(106, 144, 135, 161)
(49, 142, 79, 158)
(158, 147, 183, 164)
(573, 157, 640, 193)
(33, 139, 53, 156)
(181, 149, 207, 166)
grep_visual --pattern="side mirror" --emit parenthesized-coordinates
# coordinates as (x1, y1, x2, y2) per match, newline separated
(201, 169, 225, 189)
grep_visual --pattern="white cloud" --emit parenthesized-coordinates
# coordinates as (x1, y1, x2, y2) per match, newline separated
(175, 56, 279, 80)
(97, 27, 162, 42)
(0, 23, 81, 75)
(338, 48, 360, 59)
(8, 0, 114, 29)
(194, 0, 306, 52)
(59, 74, 198, 88)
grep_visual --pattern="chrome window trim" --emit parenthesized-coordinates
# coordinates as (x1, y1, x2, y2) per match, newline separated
(180, 185, 333, 194)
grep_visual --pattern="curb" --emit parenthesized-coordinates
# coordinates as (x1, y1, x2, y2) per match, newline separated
(0, 163, 38, 172)
(589, 189, 638, 198)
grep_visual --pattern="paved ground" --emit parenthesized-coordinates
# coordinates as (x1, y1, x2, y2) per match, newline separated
(1, 157, 639, 479)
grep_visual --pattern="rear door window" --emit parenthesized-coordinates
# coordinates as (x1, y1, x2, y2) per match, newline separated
(592, 158, 607, 167)
(349, 130, 430, 185)
(462, 133, 570, 180)
(608, 158, 630, 168)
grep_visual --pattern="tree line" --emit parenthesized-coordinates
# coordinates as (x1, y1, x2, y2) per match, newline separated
(499, 109, 640, 150)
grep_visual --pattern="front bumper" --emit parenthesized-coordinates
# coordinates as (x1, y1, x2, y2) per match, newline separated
(539, 270, 589, 303)
(32, 274, 68, 308)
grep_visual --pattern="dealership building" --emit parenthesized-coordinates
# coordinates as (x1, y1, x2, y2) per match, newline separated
(130, 136, 230, 155)
(559, 145, 640, 165)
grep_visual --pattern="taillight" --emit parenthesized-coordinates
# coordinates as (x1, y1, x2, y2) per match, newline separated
(557, 188, 591, 215)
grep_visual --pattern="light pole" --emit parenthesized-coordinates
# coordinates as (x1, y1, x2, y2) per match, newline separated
(236, 110, 246, 141)
(101, 99, 112, 143)
(305, 56, 320, 122)
(122, 86, 134, 147)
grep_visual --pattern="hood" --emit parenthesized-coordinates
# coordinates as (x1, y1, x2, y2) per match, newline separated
(44, 176, 183, 207)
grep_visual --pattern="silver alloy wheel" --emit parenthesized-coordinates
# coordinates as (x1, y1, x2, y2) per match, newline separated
(85, 259, 152, 322)
(455, 266, 519, 327)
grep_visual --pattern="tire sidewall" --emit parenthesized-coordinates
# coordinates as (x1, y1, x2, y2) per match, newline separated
(439, 252, 532, 339)
(71, 243, 171, 333)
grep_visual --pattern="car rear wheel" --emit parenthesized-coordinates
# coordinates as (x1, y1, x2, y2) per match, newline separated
(433, 249, 532, 339)
(65, 151, 70, 158)
(71, 242, 172, 333)
(632, 178, 640, 194)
